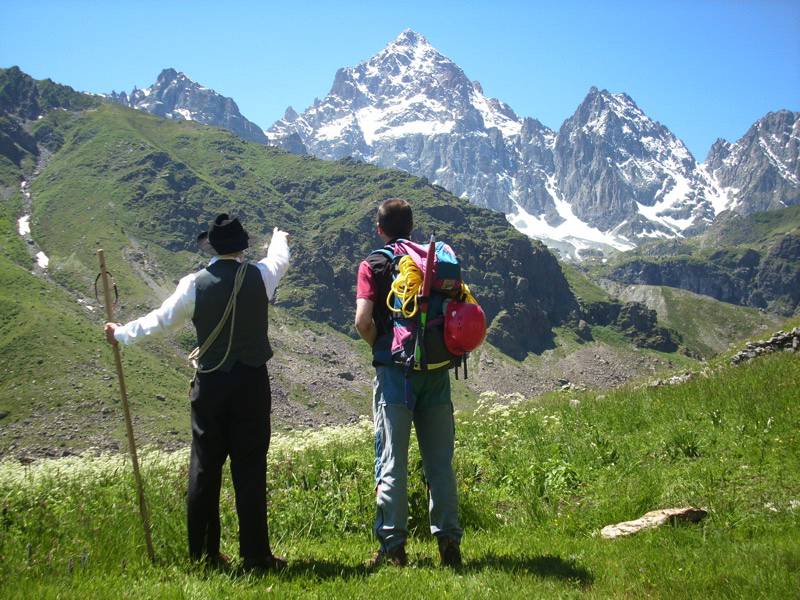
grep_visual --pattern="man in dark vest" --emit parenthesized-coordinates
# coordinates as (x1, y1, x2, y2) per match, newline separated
(104, 214, 290, 571)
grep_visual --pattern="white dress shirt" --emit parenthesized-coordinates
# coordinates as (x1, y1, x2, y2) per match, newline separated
(114, 228, 290, 345)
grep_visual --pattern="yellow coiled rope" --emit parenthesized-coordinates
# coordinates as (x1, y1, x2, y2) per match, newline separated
(387, 255, 423, 318)
(387, 255, 480, 318)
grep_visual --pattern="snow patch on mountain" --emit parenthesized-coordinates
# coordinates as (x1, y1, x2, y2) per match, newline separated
(471, 88, 521, 137)
(17, 215, 30, 236)
(173, 107, 194, 121)
(635, 177, 695, 235)
(507, 175, 636, 259)
(696, 164, 733, 215)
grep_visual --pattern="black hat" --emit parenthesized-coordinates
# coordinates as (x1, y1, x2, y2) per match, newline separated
(206, 213, 249, 255)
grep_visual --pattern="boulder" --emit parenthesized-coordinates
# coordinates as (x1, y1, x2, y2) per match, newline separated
(601, 507, 708, 539)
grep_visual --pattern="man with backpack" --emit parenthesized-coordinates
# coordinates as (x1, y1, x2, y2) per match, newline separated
(355, 198, 485, 568)
(104, 214, 289, 572)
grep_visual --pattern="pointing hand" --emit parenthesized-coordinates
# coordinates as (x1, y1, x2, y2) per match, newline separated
(264, 227, 289, 248)
(104, 322, 120, 346)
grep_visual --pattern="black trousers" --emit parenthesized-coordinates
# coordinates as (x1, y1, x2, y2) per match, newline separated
(187, 362, 272, 561)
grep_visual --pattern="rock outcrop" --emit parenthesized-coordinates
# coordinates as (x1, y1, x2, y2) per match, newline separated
(601, 507, 708, 539)
(580, 300, 680, 352)
(730, 327, 800, 365)
(609, 232, 800, 315)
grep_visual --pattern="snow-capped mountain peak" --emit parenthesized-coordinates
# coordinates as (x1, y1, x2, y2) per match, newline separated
(267, 31, 798, 260)
(578, 88, 653, 138)
(109, 68, 267, 144)
(267, 29, 525, 157)
(371, 28, 437, 65)
(554, 86, 724, 243)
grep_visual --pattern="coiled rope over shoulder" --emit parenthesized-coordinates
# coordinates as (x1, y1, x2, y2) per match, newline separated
(386, 255, 423, 318)
(386, 255, 478, 317)
(189, 260, 249, 373)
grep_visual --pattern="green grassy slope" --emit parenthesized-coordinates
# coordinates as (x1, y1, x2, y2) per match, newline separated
(0, 112, 193, 450)
(592, 207, 800, 316)
(0, 66, 102, 117)
(1, 351, 797, 598)
(0, 110, 35, 268)
(0, 252, 193, 451)
(560, 262, 612, 304)
(0, 178, 29, 268)
(697, 206, 800, 251)
(0, 65, 103, 225)
(614, 284, 784, 358)
(607, 207, 800, 261)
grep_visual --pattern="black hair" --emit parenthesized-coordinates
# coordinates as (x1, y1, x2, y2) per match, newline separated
(377, 198, 413, 239)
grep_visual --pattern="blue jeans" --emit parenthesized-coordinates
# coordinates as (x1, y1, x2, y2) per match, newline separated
(372, 366, 463, 550)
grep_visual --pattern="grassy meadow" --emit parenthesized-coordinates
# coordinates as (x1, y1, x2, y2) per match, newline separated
(612, 284, 784, 358)
(1, 351, 798, 598)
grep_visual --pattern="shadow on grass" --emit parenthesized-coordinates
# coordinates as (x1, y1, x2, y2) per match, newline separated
(230, 559, 368, 582)
(203, 554, 592, 586)
(464, 553, 593, 587)
(284, 558, 369, 581)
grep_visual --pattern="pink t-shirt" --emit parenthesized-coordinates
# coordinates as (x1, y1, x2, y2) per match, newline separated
(356, 260, 376, 301)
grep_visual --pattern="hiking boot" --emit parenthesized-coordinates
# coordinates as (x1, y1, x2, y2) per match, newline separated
(242, 554, 288, 574)
(437, 537, 462, 568)
(366, 544, 408, 569)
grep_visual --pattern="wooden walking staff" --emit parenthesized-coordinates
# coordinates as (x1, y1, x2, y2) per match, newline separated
(96, 249, 156, 563)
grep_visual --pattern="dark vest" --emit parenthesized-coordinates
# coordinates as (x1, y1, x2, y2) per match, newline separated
(192, 260, 273, 372)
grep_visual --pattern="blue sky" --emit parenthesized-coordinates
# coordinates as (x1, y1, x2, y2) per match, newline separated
(1, 0, 798, 159)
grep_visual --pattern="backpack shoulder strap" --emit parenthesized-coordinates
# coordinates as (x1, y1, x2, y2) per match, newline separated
(368, 247, 395, 261)
(369, 239, 410, 264)
(370, 237, 409, 255)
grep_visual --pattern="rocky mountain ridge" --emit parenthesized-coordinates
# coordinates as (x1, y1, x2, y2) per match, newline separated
(705, 109, 799, 214)
(77, 34, 799, 261)
(108, 68, 268, 144)
(267, 30, 800, 259)
(0, 66, 689, 363)
(3, 66, 789, 460)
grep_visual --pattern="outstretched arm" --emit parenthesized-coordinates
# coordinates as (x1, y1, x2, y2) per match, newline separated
(105, 274, 196, 346)
(255, 227, 290, 300)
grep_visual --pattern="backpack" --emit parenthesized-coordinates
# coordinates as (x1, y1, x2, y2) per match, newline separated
(370, 237, 480, 378)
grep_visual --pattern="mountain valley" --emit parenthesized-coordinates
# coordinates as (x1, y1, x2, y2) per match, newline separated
(0, 66, 742, 459)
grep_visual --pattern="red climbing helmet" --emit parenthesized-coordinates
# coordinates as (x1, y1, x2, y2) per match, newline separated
(444, 301, 487, 355)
